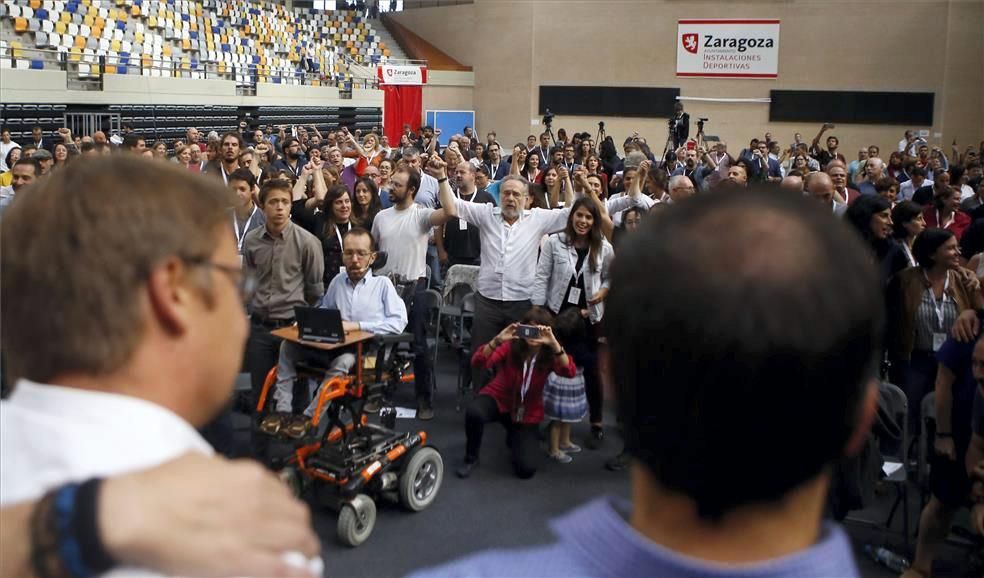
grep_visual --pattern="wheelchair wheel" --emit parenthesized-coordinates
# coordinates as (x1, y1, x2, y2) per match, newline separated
(337, 495, 376, 547)
(277, 466, 304, 499)
(398, 446, 443, 511)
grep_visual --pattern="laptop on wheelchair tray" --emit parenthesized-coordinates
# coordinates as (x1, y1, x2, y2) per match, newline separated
(294, 306, 345, 344)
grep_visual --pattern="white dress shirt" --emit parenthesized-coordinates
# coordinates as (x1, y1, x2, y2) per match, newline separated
(0, 380, 324, 578)
(0, 380, 215, 576)
(453, 194, 642, 301)
(899, 179, 932, 202)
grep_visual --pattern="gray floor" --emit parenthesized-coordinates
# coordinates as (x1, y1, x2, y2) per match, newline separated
(233, 357, 977, 578)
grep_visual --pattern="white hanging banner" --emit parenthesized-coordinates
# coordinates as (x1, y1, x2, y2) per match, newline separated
(677, 19, 780, 79)
(377, 65, 428, 85)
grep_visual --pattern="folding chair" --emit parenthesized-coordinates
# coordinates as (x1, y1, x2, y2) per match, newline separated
(879, 381, 912, 549)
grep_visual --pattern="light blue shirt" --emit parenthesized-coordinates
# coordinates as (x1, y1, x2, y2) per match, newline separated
(317, 269, 407, 335)
(410, 497, 860, 578)
(413, 172, 441, 209)
(483, 181, 501, 205)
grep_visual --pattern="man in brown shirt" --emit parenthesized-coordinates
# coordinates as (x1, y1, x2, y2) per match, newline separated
(242, 179, 324, 451)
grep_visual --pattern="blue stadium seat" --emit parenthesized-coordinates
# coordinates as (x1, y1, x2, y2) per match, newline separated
(36, 8, 48, 19)
(30, 59, 44, 70)
(117, 65, 127, 74)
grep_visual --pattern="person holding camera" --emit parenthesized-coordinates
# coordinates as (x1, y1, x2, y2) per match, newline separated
(670, 102, 690, 150)
(457, 308, 576, 480)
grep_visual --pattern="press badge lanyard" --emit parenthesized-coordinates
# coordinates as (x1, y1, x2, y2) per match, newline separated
(233, 206, 258, 253)
(926, 271, 951, 328)
(925, 270, 951, 351)
(937, 210, 954, 230)
(902, 243, 916, 267)
(567, 248, 587, 304)
(335, 222, 350, 249)
(516, 357, 537, 421)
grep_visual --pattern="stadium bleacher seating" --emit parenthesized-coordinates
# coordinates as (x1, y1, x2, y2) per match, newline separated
(0, 0, 394, 88)
(0, 101, 384, 148)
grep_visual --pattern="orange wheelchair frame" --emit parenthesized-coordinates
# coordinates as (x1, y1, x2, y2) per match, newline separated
(253, 338, 443, 547)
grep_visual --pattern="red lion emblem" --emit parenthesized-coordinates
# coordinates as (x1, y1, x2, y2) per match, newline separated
(682, 33, 699, 54)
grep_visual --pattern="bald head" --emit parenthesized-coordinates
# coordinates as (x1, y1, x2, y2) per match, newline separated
(781, 175, 804, 194)
(807, 172, 835, 204)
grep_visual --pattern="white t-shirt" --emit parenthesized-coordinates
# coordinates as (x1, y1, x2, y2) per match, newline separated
(0, 141, 21, 172)
(372, 204, 436, 281)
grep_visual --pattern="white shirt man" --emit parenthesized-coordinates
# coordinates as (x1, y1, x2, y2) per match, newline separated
(0, 130, 20, 172)
(449, 174, 648, 391)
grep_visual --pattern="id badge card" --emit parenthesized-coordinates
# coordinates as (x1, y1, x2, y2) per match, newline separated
(340, 266, 346, 275)
(567, 287, 582, 305)
(933, 332, 946, 352)
(515, 406, 525, 422)
(458, 219, 468, 231)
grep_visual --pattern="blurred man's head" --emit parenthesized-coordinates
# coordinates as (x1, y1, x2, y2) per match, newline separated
(606, 188, 881, 521)
(1, 157, 244, 427)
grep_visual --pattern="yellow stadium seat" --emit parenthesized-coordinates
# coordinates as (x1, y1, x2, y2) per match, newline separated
(135, 31, 143, 43)
(148, 16, 157, 28)
(111, 39, 121, 52)
(181, 39, 189, 50)
(74, 35, 85, 48)
(14, 18, 28, 32)
(94, 16, 104, 28)
(130, 6, 139, 17)
(30, 0, 41, 9)
(69, 46, 82, 61)
(60, 11, 70, 23)
(104, 64, 116, 74)
(55, 21, 66, 34)
(114, 0, 123, 6)
(190, 20, 197, 31)
(217, 62, 226, 74)
(162, 45, 171, 56)
(83, 14, 94, 26)
(91, 26, 101, 37)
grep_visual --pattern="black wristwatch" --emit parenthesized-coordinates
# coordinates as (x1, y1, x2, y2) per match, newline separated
(438, 177, 448, 184)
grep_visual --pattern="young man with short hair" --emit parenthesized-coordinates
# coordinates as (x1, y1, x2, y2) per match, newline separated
(0, 158, 41, 213)
(242, 179, 324, 435)
(228, 168, 266, 258)
(205, 132, 243, 185)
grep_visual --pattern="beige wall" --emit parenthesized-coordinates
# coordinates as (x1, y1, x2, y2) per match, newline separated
(0, 69, 381, 107)
(420, 71, 475, 120)
(390, 4, 475, 67)
(451, 0, 984, 157)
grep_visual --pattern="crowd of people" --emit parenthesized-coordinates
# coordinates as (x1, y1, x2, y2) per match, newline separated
(2, 110, 984, 578)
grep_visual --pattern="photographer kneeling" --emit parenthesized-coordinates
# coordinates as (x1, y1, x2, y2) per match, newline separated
(457, 308, 575, 480)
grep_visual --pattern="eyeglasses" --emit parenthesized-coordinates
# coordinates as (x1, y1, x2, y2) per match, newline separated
(183, 257, 257, 303)
(342, 250, 374, 259)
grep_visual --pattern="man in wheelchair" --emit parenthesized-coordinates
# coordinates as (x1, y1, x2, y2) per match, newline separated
(264, 228, 408, 433)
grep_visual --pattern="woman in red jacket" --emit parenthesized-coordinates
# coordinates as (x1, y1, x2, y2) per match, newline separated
(457, 308, 576, 480)
(922, 186, 970, 241)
